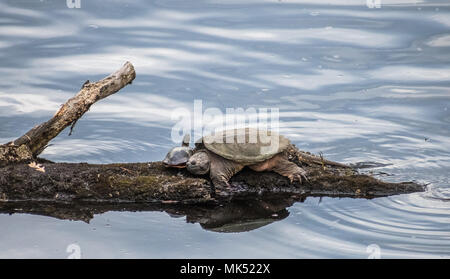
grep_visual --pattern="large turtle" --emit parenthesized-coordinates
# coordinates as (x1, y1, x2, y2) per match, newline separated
(163, 128, 308, 195)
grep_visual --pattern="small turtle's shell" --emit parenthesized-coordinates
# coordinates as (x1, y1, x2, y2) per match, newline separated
(202, 128, 290, 164)
(163, 146, 193, 166)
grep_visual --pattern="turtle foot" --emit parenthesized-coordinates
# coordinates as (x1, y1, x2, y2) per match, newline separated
(288, 168, 308, 185)
(210, 180, 233, 198)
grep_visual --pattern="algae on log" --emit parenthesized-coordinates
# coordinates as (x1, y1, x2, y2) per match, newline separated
(0, 144, 424, 204)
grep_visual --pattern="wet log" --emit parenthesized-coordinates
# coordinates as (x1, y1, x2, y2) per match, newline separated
(0, 61, 424, 208)
(0, 144, 424, 205)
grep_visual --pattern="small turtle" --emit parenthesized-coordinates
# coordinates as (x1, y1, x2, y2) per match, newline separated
(162, 134, 192, 168)
(163, 128, 308, 195)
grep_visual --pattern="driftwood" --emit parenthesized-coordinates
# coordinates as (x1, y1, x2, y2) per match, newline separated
(0, 61, 424, 226)
(0, 61, 136, 166)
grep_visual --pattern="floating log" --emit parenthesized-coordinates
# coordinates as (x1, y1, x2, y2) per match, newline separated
(0, 144, 424, 204)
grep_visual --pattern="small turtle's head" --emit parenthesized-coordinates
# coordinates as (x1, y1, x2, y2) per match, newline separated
(186, 150, 210, 175)
(163, 134, 193, 168)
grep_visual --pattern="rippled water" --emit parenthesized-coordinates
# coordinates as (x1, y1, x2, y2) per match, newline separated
(0, 0, 449, 258)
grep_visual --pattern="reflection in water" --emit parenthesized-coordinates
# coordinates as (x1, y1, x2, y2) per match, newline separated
(0, 0, 449, 258)
(0, 194, 301, 233)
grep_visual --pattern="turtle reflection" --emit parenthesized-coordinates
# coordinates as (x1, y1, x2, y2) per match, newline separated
(0, 194, 305, 233)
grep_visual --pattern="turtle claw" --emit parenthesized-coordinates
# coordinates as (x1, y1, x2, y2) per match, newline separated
(209, 186, 216, 198)
(296, 175, 303, 184)
(300, 172, 309, 183)
(289, 169, 308, 185)
(288, 175, 295, 184)
(210, 179, 232, 198)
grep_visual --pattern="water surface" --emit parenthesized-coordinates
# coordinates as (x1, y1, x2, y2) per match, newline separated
(0, 0, 449, 258)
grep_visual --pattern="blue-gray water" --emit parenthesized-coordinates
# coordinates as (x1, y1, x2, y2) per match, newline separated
(0, 0, 449, 258)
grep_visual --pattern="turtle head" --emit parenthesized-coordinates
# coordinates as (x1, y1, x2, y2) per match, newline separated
(186, 150, 210, 175)
(163, 134, 193, 168)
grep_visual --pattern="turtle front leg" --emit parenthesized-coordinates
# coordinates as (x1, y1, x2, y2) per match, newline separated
(251, 154, 308, 185)
(274, 156, 308, 184)
(208, 151, 244, 196)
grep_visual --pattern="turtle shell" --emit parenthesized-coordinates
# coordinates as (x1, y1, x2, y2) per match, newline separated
(202, 128, 290, 164)
(163, 146, 193, 167)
